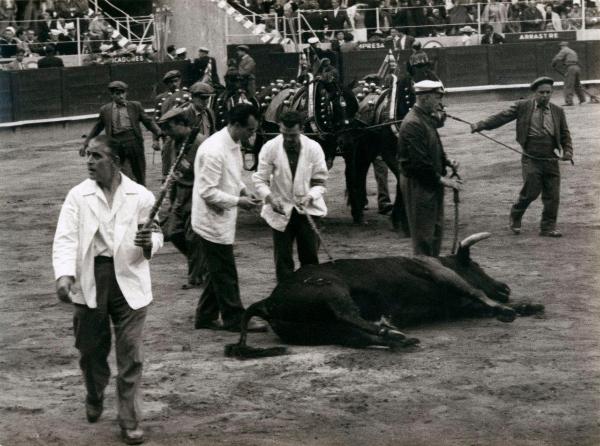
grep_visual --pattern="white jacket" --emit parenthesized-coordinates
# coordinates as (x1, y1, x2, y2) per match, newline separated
(52, 174, 163, 310)
(252, 134, 328, 232)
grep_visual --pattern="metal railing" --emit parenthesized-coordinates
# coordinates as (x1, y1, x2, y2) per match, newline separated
(223, 2, 600, 44)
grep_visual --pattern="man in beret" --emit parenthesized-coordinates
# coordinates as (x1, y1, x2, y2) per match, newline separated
(398, 80, 461, 256)
(471, 77, 573, 237)
(552, 41, 586, 106)
(81, 81, 163, 186)
(158, 107, 208, 289)
(236, 45, 256, 98)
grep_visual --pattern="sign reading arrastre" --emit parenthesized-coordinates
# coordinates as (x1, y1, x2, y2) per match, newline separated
(504, 31, 577, 43)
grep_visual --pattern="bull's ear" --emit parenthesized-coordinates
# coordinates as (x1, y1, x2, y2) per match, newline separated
(457, 232, 491, 265)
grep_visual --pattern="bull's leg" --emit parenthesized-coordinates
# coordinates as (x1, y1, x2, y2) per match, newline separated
(325, 297, 419, 348)
(416, 257, 517, 322)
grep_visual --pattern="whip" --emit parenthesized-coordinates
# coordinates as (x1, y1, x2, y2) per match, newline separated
(297, 203, 335, 263)
(142, 128, 200, 230)
(446, 113, 574, 165)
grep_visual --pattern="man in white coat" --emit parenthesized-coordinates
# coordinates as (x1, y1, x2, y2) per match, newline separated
(53, 135, 163, 445)
(253, 111, 328, 283)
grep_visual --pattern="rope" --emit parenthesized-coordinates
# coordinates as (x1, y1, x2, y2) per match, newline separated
(446, 113, 566, 163)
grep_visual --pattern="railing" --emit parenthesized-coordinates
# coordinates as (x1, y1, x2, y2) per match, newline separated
(224, 2, 600, 44)
(0, 16, 156, 68)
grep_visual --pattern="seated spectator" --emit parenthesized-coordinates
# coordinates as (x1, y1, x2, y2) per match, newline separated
(386, 27, 414, 50)
(505, 2, 523, 33)
(585, 6, 600, 29)
(37, 43, 64, 67)
(166, 44, 177, 60)
(21, 28, 44, 55)
(367, 28, 385, 41)
(37, 11, 53, 42)
(0, 25, 19, 58)
(57, 22, 78, 54)
(459, 25, 477, 46)
(565, 4, 582, 30)
(4, 47, 27, 70)
(481, 22, 505, 44)
(427, 8, 447, 36)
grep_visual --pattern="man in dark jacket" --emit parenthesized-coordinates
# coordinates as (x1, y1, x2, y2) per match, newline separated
(192, 47, 220, 86)
(81, 81, 163, 186)
(398, 80, 461, 257)
(37, 43, 65, 67)
(471, 77, 573, 237)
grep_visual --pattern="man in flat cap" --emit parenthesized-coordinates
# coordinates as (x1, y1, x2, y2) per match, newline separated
(471, 76, 573, 237)
(552, 41, 586, 106)
(398, 80, 461, 256)
(185, 82, 216, 137)
(192, 47, 220, 86)
(158, 106, 208, 289)
(153, 70, 191, 180)
(236, 45, 256, 98)
(81, 81, 163, 186)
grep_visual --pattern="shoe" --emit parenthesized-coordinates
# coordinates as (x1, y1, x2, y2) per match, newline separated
(194, 319, 223, 330)
(540, 229, 562, 237)
(181, 281, 203, 290)
(509, 216, 521, 235)
(378, 203, 394, 215)
(121, 427, 145, 445)
(222, 318, 268, 333)
(85, 399, 103, 423)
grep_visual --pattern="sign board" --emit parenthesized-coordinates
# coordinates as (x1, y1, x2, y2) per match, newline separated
(504, 31, 577, 43)
(356, 41, 391, 50)
(111, 55, 146, 64)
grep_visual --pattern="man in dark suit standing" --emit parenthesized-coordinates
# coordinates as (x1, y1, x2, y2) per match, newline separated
(386, 28, 415, 51)
(192, 47, 220, 86)
(324, 0, 352, 39)
(81, 81, 163, 186)
(236, 45, 256, 98)
(471, 77, 573, 237)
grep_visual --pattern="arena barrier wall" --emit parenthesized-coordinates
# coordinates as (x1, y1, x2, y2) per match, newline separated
(1, 40, 599, 125)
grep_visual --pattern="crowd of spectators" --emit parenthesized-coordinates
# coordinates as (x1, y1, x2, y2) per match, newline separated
(1, 1, 159, 69)
(228, 0, 600, 42)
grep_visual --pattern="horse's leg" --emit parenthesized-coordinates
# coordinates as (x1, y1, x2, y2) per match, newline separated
(342, 136, 365, 224)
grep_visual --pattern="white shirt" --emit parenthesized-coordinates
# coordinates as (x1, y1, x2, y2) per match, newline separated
(191, 127, 247, 245)
(92, 182, 124, 257)
(52, 174, 163, 310)
(252, 134, 328, 232)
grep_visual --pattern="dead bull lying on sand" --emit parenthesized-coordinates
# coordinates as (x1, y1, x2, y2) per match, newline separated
(225, 233, 544, 358)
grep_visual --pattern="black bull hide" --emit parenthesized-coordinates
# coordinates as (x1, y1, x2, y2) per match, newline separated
(225, 233, 544, 359)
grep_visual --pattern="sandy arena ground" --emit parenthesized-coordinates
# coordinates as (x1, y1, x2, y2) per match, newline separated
(1, 97, 599, 446)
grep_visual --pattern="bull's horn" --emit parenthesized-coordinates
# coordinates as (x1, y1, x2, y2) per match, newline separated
(459, 232, 491, 249)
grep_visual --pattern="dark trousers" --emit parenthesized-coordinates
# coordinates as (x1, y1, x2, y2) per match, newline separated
(272, 209, 320, 283)
(73, 257, 147, 429)
(564, 65, 586, 105)
(373, 156, 392, 210)
(400, 174, 444, 257)
(114, 131, 146, 186)
(510, 157, 561, 232)
(195, 237, 245, 327)
(165, 185, 207, 285)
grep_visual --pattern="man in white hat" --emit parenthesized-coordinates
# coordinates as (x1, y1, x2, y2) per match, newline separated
(459, 25, 477, 46)
(175, 47, 187, 60)
(192, 46, 220, 86)
(398, 80, 461, 257)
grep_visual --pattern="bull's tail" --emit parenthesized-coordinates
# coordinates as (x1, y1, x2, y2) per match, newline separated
(224, 300, 287, 359)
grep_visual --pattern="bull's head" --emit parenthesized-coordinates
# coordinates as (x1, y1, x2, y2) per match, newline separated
(441, 232, 511, 303)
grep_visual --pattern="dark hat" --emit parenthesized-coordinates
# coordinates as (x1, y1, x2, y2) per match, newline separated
(530, 76, 554, 91)
(236, 44, 249, 52)
(108, 80, 128, 91)
(157, 106, 188, 125)
(162, 70, 181, 83)
(190, 82, 215, 95)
